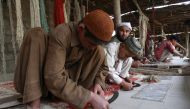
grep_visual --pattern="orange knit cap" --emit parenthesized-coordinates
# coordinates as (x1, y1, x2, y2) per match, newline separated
(83, 10, 114, 42)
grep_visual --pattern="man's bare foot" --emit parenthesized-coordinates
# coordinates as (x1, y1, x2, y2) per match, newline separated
(27, 99, 40, 109)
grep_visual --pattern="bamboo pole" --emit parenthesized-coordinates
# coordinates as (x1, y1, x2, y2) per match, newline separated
(113, 0, 121, 26)
(185, 26, 189, 57)
(130, 67, 190, 76)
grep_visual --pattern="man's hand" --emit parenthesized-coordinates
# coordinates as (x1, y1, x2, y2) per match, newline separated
(179, 54, 184, 58)
(142, 58, 150, 64)
(173, 50, 184, 58)
(88, 92, 109, 109)
(93, 84, 105, 97)
(183, 49, 187, 57)
(120, 80, 133, 91)
(132, 60, 142, 68)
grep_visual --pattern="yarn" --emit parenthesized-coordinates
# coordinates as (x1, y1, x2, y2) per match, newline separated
(65, 0, 70, 22)
(7, 0, 17, 64)
(139, 14, 149, 52)
(15, 0, 24, 47)
(81, 5, 85, 18)
(63, 0, 68, 23)
(54, 0, 65, 26)
(30, 0, 41, 27)
(74, 0, 81, 22)
(0, 0, 7, 75)
(39, 0, 49, 32)
(132, 0, 149, 55)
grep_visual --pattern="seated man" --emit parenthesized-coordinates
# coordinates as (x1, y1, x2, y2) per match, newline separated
(108, 22, 144, 68)
(112, 22, 132, 42)
(14, 10, 114, 109)
(154, 35, 186, 62)
(105, 36, 142, 91)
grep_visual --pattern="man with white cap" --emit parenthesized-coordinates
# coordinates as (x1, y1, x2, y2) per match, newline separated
(104, 22, 142, 90)
(115, 22, 132, 42)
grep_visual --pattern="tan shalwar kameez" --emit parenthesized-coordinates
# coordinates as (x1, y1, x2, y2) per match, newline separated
(14, 22, 109, 109)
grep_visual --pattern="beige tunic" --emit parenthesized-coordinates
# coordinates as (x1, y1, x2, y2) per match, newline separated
(14, 23, 108, 109)
(14, 27, 48, 103)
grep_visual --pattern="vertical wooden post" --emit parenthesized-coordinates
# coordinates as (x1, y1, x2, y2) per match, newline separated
(185, 26, 189, 57)
(113, 0, 121, 26)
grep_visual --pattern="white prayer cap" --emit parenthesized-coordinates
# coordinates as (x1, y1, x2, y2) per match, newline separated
(118, 22, 132, 31)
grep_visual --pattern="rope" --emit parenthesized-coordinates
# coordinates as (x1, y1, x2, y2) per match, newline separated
(39, 0, 49, 32)
(7, 0, 17, 65)
(15, 0, 24, 47)
(0, 0, 7, 76)
(54, 0, 65, 26)
(139, 14, 149, 54)
(132, 0, 149, 55)
(30, 0, 41, 28)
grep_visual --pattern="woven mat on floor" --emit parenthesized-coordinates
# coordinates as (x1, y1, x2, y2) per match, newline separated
(0, 81, 22, 108)
(131, 83, 172, 102)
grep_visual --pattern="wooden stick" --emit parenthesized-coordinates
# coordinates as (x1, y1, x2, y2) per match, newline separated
(130, 68, 189, 76)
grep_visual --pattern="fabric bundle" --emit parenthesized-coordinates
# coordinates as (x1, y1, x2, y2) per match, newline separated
(30, 0, 41, 27)
(65, 0, 71, 23)
(74, 0, 81, 22)
(54, 0, 65, 26)
(40, 0, 49, 32)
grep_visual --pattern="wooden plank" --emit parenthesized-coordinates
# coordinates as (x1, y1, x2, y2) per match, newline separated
(130, 67, 190, 76)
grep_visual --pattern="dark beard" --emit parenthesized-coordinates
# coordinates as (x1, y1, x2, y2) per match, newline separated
(116, 33, 126, 42)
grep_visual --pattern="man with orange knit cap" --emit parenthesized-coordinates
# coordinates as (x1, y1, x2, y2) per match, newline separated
(14, 10, 114, 109)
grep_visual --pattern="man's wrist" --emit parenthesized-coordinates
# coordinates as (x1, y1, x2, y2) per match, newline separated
(88, 92, 94, 103)
(120, 80, 125, 86)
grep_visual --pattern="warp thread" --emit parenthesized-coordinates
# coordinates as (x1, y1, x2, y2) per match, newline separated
(39, 0, 49, 32)
(0, 0, 7, 76)
(7, 0, 17, 64)
(30, 0, 41, 27)
(15, 0, 24, 47)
